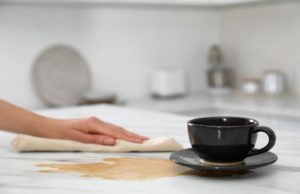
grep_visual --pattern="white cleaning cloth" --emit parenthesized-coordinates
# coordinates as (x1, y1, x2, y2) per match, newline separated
(11, 135, 183, 152)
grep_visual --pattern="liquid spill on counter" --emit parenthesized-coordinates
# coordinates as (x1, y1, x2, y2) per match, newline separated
(36, 157, 248, 181)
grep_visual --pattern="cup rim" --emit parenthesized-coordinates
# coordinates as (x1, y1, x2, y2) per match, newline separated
(188, 116, 258, 128)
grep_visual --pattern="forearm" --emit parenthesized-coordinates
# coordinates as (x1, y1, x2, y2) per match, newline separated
(0, 100, 55, 136)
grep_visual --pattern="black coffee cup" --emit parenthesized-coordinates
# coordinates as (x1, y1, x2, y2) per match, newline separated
(188, 117, 276, 163)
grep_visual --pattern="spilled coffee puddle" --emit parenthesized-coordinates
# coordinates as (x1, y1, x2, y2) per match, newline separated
(36, 157, 189, 181)
(36, 157, 248, 181)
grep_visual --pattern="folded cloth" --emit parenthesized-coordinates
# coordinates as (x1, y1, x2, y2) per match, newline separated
(11, 135, 183, 152)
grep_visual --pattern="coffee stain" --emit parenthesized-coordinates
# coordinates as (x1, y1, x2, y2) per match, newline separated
(36, 157, 249, 181)
(36, 157, 191, 181)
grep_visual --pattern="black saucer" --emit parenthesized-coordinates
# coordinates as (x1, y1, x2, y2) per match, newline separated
(170, 148, 278, 171)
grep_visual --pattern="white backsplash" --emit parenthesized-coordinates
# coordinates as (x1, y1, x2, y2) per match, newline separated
(219, 1, 300, 95)
(0, 1, 299, 109)
(0, 5, 218, 109)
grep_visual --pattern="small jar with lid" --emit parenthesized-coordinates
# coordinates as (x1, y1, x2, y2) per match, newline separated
(262, 69, 286, 96)
(206, 45, 232, 89)
(241, 78, 261, 95)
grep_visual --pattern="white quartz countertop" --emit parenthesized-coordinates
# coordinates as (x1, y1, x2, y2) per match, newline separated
(0, 104, 300, 194)
(127, 92, 300, 119)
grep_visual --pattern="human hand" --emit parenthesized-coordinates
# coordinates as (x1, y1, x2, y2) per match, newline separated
(0, 100, 148, 146)
(38, 116, 149, 146)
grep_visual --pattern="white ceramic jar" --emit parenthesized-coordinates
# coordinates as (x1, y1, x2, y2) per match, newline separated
(262, 70, 286, 96)
(150, 68, 187, 98)
(242, 78, 261, 95)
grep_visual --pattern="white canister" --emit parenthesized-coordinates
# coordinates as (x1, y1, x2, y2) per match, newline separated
(262, 69, 286, 96)
(150, 68, 187, 98)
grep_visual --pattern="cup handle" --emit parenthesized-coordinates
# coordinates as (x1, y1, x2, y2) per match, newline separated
(248, 126, 276, 156)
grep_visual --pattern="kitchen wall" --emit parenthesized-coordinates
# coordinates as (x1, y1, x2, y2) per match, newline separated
(0, 5, 219, 109)
(219, 1, 300, 94)
(1, 1, 299, 109)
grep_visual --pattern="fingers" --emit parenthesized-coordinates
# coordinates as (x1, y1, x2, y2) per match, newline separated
(66, 130, 116, 146)
(107, 121, 148, 140)
(84, 117, 149, 143)
(73, 116, 149, 144)
(102, 121, 149, 143)
(121, 128, 149, 140)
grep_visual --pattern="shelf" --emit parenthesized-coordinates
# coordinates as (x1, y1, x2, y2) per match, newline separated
(0, 0, 271, 7)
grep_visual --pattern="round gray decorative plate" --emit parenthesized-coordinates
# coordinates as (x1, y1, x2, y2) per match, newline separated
(32, 45, 91, 107)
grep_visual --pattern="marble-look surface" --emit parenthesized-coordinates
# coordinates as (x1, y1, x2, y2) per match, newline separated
(0, 105, 300, 194)
(127, 92, 300, 119)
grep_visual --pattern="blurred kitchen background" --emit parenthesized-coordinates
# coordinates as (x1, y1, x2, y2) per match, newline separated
(1, 0, 300, 119)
